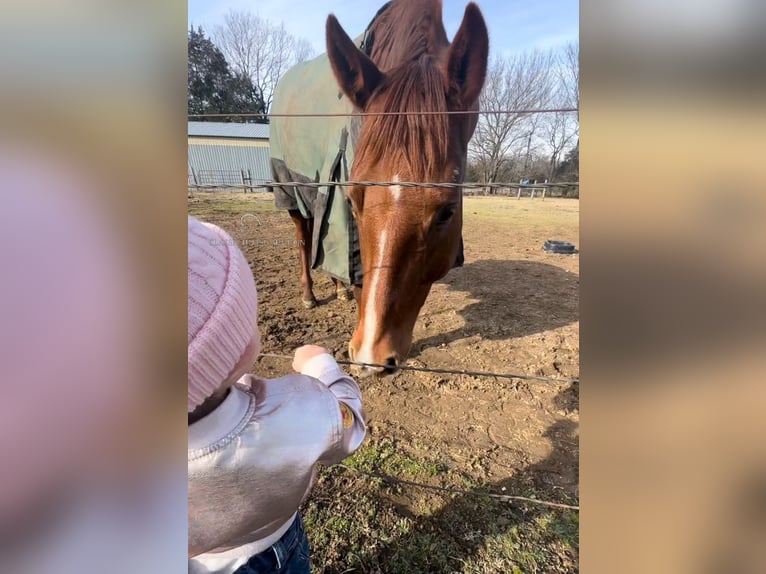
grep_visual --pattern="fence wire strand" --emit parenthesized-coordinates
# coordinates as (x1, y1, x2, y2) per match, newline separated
(189, 180, 579, 191)
(337, 463, 579, 511)
(189, 107, 578, 119)
(258, 352, 578, 384)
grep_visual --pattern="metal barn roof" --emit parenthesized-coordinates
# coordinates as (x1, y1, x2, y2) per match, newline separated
(188, 121, 270, 139)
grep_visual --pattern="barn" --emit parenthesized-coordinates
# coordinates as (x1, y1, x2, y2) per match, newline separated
(187, 122, 271, 190)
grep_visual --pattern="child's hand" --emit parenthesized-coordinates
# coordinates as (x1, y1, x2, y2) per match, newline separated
(292, 345, 330, 372)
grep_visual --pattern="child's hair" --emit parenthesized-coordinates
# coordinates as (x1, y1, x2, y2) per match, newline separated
(187, 216, 259, 413)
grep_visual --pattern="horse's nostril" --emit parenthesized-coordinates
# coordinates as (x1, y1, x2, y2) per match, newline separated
(382, 356, 398, 374)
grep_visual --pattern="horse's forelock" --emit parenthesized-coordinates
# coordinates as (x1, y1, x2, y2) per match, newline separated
(353, 56, 450, 183)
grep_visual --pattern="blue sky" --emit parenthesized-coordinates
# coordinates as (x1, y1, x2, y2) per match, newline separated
(188, 0, 578, 59)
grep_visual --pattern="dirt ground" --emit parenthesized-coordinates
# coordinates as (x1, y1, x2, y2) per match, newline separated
(189, 192, 579, 573)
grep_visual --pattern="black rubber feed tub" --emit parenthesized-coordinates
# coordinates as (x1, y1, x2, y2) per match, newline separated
(543, 240, 577, 254)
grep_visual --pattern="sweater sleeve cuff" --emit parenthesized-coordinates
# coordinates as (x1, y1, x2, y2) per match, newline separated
(300, 353, 349, 384)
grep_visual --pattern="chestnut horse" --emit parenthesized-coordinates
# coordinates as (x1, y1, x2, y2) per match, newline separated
(272, 0, 488, 373)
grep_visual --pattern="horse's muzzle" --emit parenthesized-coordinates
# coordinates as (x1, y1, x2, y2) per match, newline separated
(348, 344, 399, 377)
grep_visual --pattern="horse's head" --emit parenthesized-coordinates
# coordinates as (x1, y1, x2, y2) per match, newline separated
(326, 3, 488, 373)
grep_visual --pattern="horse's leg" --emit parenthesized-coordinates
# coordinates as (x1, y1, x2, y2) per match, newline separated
(332, 277, 352, 301)
(288, 209, 317, 309)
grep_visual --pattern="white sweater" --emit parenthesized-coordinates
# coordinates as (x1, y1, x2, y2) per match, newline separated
(188, 354, 366, 574)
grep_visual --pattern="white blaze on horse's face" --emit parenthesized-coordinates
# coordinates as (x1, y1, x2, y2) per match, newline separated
(356, 227, 389, 368)
(390, 174, 402, 203)
(354, 174, 402, 368)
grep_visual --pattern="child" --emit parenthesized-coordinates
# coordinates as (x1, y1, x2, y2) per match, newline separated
(188, 216, 366, 574)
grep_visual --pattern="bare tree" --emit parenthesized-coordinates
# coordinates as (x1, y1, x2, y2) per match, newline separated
(215, 11, 315, 113)
(468, 50, 554, 190)
(559, 41, 579, 119)
(543, 110, 577, 180)
(541, 41, 579, 179)
(292, 36, 314, 64)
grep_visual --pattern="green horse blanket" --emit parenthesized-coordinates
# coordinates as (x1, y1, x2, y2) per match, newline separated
(269, 32, 365, 286)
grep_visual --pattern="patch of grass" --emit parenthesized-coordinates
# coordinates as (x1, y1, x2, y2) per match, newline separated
(188, 192, 278, 219)
(463, 196, 578, 223)
(187, 194, 577, 230)
(301, 445, 578, 573)
(344, 438, 446, 479)
(464, 508, 578, 574)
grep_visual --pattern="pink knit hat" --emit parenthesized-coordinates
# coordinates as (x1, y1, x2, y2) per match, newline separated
(188, 216, 260, 412)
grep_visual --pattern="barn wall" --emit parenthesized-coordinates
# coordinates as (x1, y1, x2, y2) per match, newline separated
(188, 138, 272, 186)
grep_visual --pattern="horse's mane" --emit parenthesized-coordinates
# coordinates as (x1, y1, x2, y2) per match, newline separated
(366, 0, 448, 71)
(353, 0, 451, 182)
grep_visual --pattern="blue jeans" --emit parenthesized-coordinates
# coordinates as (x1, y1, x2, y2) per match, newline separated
(233, 514, 311, 574)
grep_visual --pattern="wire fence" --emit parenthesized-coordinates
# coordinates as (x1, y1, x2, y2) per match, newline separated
(188, 106, 579, 195)
(258, 352, 578, 385)
(189, 180, 578, 190)
(188, 107, 578, 120)
(258, 352, 580, 510)
(188, 179, 580, 200)
(338, 463, 579, 511)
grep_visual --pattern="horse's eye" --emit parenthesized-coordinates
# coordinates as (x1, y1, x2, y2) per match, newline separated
(435, 205, 456, 225)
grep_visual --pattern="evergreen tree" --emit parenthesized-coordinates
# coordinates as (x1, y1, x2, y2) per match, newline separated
(188, 27, 267, 122)
(556, 140, 579, 180)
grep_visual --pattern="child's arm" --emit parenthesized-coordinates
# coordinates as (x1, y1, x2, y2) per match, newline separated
(294, 346, 366, 463)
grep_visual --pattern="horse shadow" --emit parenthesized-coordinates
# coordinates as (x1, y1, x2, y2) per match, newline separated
(412, 259, 579, 353)
(352, 385, 579, 573)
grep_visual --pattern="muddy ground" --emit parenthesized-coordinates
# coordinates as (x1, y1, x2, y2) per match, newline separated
(189, 192, 579, 573)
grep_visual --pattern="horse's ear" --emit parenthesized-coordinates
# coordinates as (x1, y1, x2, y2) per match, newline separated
(326, 15, 384, 109)
(444, 3, 489, 106)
